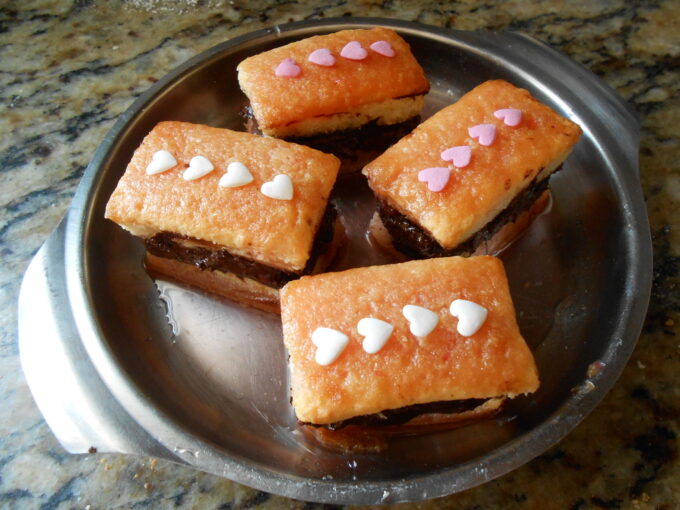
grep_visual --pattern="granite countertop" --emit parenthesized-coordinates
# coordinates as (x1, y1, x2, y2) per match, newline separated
(1, 1, 678, 508)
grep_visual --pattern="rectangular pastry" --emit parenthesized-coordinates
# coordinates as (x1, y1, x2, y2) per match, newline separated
(237, 27, 430, 172)
(363, 79, 583, 258)
(105, 121, 343, 313)
(280, 255, 539, 434)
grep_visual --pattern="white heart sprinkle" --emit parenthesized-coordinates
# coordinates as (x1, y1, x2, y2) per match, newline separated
(146, 150, 177, 175)
(312, 327, 349, 366)
(402, 305, 439, 338)
(357, 318, 394, 354)
(260, 174, 293, 200)
(183, 156, 214, 181)
(449, 299, 488, 337)
(219, 161, 254, 188)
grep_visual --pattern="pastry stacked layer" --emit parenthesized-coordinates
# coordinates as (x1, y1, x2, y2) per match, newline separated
(281, 256, 540, 429)
(238, 27, 429, 173)
(105, 121, 343, 313)
(364, 80, 583, 258)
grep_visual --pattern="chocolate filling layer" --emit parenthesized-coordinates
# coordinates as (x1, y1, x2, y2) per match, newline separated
(285, 117, 421, 161)
(303, 398, 488, 431)
(145, 204, 337, 289)
(379, 173, 554, 259)
(243, 105, 420, 165)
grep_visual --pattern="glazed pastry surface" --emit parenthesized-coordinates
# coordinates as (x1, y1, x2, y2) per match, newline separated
(281, 256, 539, 424)
(363, 80, 582, 249)
(105, 121, 340, 272)
(237, 28, 429, 134)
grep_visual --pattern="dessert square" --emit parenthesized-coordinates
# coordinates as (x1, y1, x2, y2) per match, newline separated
(106, 121, 340, 272)
(105, 121, 342, 312)
(280, 255, 539, 426)
(237, 27, 429, 139)
(363, 80, 582, 256)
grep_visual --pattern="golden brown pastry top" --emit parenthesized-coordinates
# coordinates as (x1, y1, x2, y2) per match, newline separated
(237, 28, 429, 132)
(363, 80, 583, 249)
(280, 256, 539, 424)
(105, 121, 340, 272)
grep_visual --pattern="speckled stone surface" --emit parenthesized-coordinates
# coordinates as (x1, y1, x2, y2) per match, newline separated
(1, 1, 678, 508)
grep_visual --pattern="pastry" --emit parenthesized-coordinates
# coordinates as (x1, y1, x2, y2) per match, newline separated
(363, 79, 582, 258)
(105, 121, 343, 313)
(280, 255, 539, 433)
(237, 27, 429, 172)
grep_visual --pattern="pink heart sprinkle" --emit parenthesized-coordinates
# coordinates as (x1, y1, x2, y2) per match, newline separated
(468, 124, 497, 146)
(340, 41, 368, 61)
(494, 108, 522, 126)
(440, 145, 471, 168)
(308, 48, 335, 67)
(370, 40, 395, 57)
(275, 58, 301, 77)
(418, 167, 451, 192)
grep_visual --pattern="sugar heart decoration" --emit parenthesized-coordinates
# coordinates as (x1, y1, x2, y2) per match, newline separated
(369, 40, 395, 57)
(440, 145, 471, 168)
(308, 48, 335, 67)
(402, 305, 439, 338)
(418, 167, 451, 192)
(275, 58, 301, 77)
(219, 161, 253, 188)
(357, 317, 394, 354)
(449, 299, 488, 337)
(146, 150, 177, 175)
(340, 41, 367, 61)
(260, 174, 293, 200)
(494, 108, 522, 126)
(312, 327, 349, 366)
(468, 124, 497, 146)
(183, 155, 214, 181)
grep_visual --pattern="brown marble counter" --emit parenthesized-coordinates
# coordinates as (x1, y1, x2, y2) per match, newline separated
(1, 1, 678, 508)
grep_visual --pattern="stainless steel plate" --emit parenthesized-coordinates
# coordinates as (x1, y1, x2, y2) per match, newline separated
(19, 18, 651, 504)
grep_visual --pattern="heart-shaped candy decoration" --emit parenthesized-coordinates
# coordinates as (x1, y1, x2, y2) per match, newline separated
(146, 150, 177, 175)
(219, 161, 254, 188)
(312, 327, 349, 366)
(418, 167, 451, 192)
(494, 108, 522, 126)
(468, 124, 497, 146)
(402, 305, 439, 338)
(308, 48, 335, 67)
(340, 41, 367, 60)
(357, 317, 394, 354)
(260, 174, 293, 200)
(449, 299, 488, 337)
(440, 145, 471, 168)
(369, 40, 395, 57)
(183, 155, 214, 181)
(275, 58, 301, 77)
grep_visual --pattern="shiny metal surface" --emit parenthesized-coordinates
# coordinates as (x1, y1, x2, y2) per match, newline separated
(19, 18, 651, 504)
(19, 220, 172, 459)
